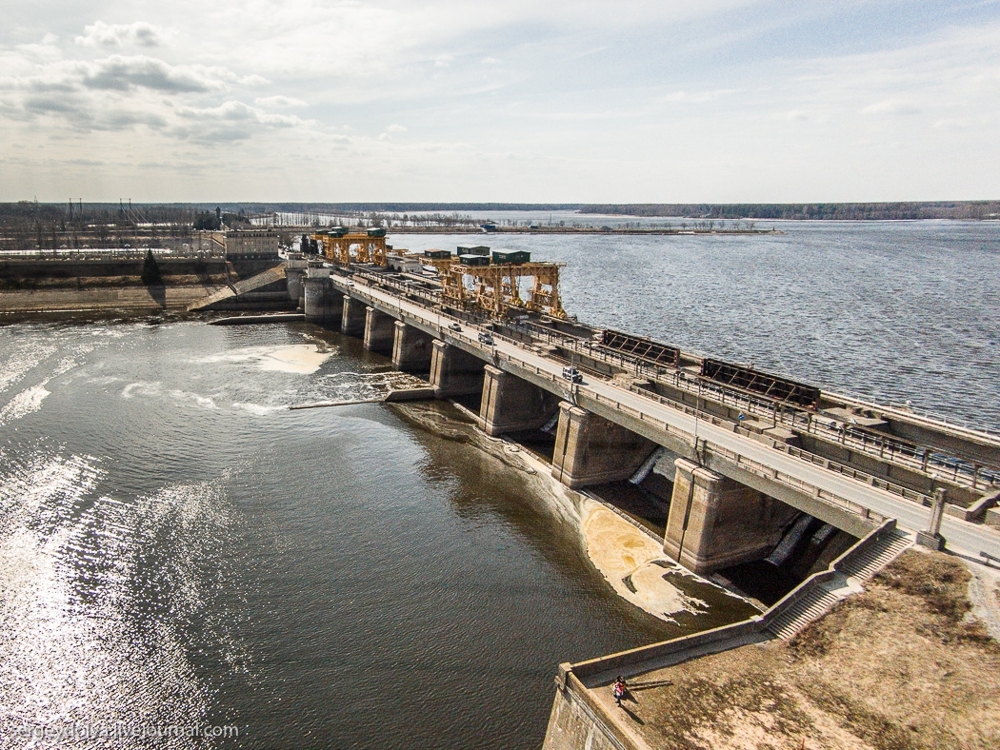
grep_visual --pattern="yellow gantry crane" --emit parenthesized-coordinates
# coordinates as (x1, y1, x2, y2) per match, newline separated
(438, 258, 566, 319)
(307, 230, 567, 319)
(312, 229, 388, 266)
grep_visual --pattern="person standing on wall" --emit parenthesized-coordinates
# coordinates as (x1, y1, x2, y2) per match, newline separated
(613, 676, 626, 707)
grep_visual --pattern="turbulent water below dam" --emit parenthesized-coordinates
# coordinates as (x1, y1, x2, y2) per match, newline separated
(1, 220, 999, 749)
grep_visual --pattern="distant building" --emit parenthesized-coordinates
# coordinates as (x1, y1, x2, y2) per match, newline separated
(225, 230, 279, 260)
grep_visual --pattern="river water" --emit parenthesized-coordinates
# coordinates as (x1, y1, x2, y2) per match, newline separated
(396, 219, 1000, 430)
(1, 221, 998, 749)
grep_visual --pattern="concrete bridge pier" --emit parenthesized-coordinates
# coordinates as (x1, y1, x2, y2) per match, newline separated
(285, 255, 308, 311)
(551, 402, 657, 489)
(429, 341, 486, 398)
(303, 264, 331, 324)
(392, 321, 434, 373)
(341, 296, 367, 336)
(663, 458, 798, 574)
(324, 287, 344, 326)
(364, 306, 396, 354)
(478, 365, 561, 436)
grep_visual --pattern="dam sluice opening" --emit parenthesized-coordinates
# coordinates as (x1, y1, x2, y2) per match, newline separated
(496, 423, 859, 610)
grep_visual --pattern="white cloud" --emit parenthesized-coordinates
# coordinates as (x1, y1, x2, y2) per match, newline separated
(1, 2, 999, 200)
(172, 100, 306, 142)
(79, 55, 226, 93)
(862, 100, 921, 116)
(254, 95, 306, 109)
(661, 89, 736, 104)
(75, 21, 168, 48)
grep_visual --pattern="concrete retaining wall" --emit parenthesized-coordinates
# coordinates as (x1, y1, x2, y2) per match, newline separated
(543, 673, 635, 750)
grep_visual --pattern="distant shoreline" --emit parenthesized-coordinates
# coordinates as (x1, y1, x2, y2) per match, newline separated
(391, 227, 783, 236)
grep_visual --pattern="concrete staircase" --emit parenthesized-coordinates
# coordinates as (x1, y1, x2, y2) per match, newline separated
(838, 528, 913, 582)
(188, 265, 286, 311)
(765, 585, 846, 641)
(765, 529, 912, 640)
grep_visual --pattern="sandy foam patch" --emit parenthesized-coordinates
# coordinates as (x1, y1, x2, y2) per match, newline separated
(195, 344, 333, 374)
(581, 500, 708, 622)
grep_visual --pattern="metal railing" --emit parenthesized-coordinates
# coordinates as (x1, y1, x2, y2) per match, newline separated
(525, 329, 998, 492)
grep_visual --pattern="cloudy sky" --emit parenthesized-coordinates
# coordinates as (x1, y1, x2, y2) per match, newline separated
(2, 0, 998, 202)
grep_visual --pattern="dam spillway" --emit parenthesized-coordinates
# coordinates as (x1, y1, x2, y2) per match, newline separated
(238, 247, 1000, 574)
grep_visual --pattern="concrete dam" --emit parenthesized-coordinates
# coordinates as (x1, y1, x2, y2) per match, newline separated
(197, 249, 1000, 563)
(192, 243, 1000, 749)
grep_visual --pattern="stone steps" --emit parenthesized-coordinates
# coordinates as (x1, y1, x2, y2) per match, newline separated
(766, 588, 843, 641)
(839, 530, 912, 582)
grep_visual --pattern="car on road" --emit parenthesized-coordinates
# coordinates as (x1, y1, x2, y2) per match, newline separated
(448, 322, 462, 332)
(478, 332, 494, 345)
(562, 366, 583, 383)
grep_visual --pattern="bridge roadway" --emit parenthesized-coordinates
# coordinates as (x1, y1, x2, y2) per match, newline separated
(335, 273, 1000, 562)
(519, 321, 999, 491)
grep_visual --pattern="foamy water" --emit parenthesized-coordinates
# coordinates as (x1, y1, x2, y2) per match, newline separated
(191, 344, 334, 374)
(580, 501, 754, 625)
(0, 381, 51, 426)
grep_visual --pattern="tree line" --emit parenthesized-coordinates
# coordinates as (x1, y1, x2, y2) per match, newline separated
(578, 202, 1000, 221)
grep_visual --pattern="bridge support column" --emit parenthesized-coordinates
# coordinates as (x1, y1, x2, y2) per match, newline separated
(363, 307, 395, 354)
(551, 402, 656, 489)
(325, 289, 344, 326)
(663, 458, 797, 574)
(478, 365, 561, 436)
(286, 255, 308, 310)
(429, 341, 485, 397)
(303, 264, 330, 324)
(341, 296, 366, 336)
(392, 321, 434, 373)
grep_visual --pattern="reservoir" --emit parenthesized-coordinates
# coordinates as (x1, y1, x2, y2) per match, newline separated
(1, 220, 998, 748)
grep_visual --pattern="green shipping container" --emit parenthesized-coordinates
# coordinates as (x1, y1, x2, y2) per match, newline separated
(491, 250, 531, 265)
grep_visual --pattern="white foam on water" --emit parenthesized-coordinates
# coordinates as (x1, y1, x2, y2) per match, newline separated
(121, 381, 162, 400)
(168, 389, 219, 410)
(0, 381, 51, 426)
(123, 382, 220, 411)
(317, 370, 428, 402)
(193, 344, 333, 374)
(85, 376, 124, 386)
(232, 402, 286, 416)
